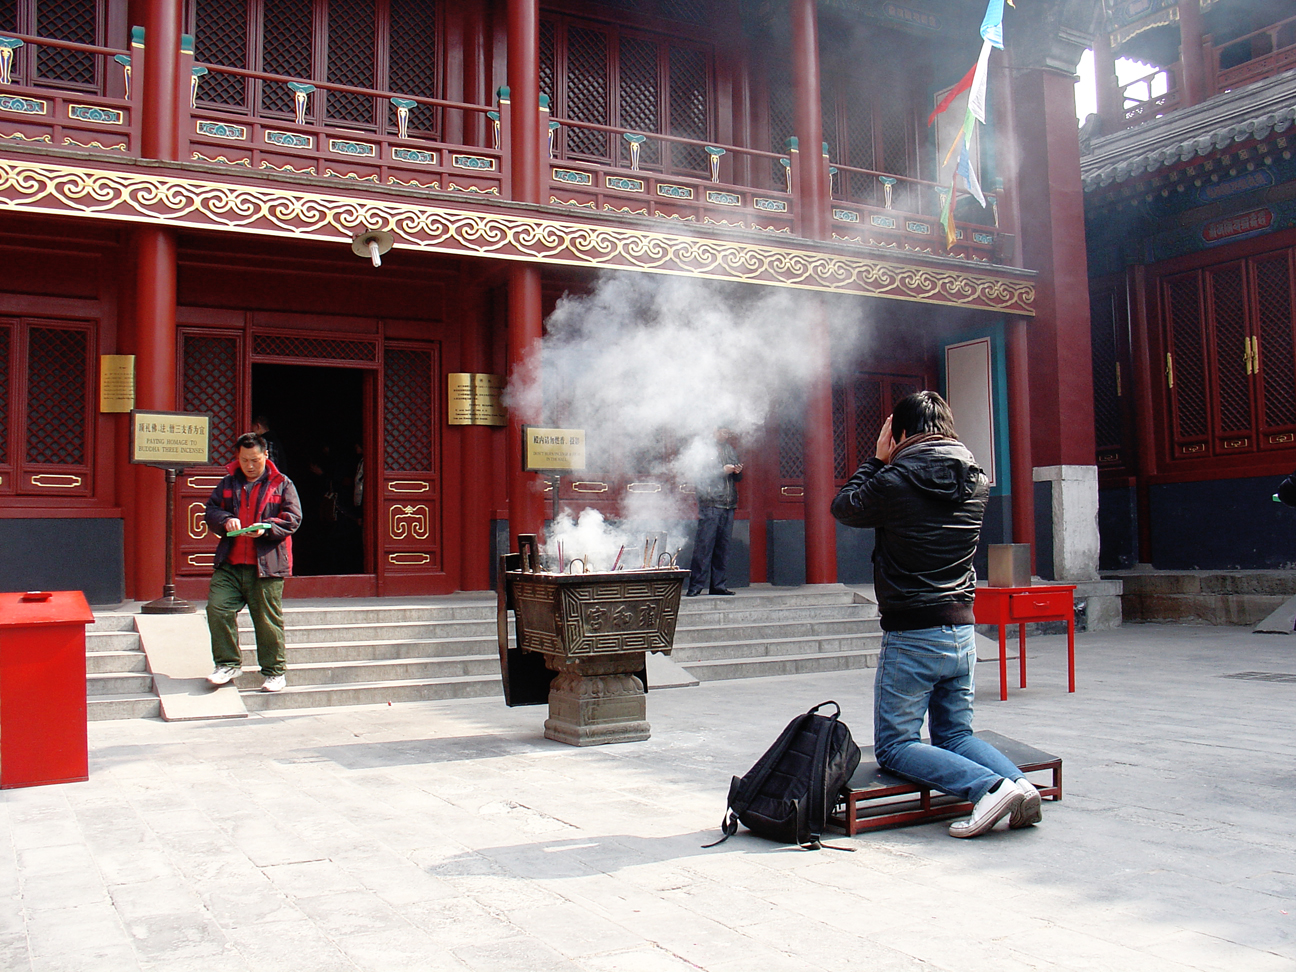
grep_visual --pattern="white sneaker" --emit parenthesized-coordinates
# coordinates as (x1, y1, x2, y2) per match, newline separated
(949, 778, 1024, 838)
(261, 674, 286, 693)
(1009, 778, 1043, 828)
(207, 666, 240, 686)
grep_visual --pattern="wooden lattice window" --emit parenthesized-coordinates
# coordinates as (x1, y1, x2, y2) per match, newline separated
(190, 0, 439, 136)
(0, 0, 103, 92)
(0, 318, 94, 496)
(543, 13, 712, 175)
(1161, 247, 1296, 463)
(383, 346, 432, 473)
(182, 332, 241, 467)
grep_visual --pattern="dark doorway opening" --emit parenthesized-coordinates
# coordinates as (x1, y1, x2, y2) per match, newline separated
(252, 363, 368, 577)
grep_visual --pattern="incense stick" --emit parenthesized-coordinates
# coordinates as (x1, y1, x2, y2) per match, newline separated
(612, 545, 624, 571)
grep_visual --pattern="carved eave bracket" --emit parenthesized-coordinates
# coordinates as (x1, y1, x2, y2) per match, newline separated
(0, 154, 1035, 316)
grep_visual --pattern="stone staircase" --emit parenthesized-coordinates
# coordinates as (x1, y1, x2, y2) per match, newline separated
(671, 586, 882, 680)
(85, 613, 159, 721)
(85, 586, 883, 718)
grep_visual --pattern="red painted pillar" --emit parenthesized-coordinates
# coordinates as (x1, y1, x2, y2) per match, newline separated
(507, 264, 545, 549)
(1093, 25, 1122, 131)
(1008, 66, 1095, 472)
(506, 0, 541, 203)
(1178, 0, 1207, 108)
(140, 0, 182, 161)
(460, 283, 493, 590)
(131, 227, 178, 601)
(789, 0, 829, 241)
(1005, 315, 1035, 569)
(802, 301, 837, 584)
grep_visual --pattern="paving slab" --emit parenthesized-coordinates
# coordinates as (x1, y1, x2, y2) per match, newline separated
(4, 623, 1296, 970)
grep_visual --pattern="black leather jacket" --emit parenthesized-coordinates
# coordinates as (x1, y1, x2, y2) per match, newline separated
(831, 437, 988, 630)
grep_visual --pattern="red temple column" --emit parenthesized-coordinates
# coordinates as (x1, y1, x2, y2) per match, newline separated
(506, 0, 541, 203)
(507, 264, 545, 548)
(460, 282, 494, 590)
(802, 301, 838, 584)
(1093, 23, 1122, 131)
(1178, 0, 1207, 108)
(131, 227, 178, 600)
(140, 0, 182, 161)
(789, 0, 829, 242)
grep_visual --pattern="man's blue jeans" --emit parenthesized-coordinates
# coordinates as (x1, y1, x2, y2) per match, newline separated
(873, 625, 1022, 804)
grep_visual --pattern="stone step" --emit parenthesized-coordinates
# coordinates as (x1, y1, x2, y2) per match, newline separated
(230, 655, 499, 689)
(85, 631, 142, 652)
(671, 631, 881, 663)
(678, 590, 863, 610)
(87, 649, 149, 675)
(240, 636, 497, 666)
(240, 673, 503, 711)
(238, 619, 496, 645)
(87, 693, 161, 721)
(87, 672, 153, 696)
(679, 649, 880, 681)
(265, 603, 497, 626)
(675, 603, 876, 625)
(673, 618, 881, 645)
(87, 614, 137, 633)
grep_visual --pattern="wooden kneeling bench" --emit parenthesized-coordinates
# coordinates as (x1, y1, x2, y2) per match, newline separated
(833, 730, 1061, 836)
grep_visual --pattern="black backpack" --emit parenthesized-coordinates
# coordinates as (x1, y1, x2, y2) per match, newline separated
(707, 701, 861, 850)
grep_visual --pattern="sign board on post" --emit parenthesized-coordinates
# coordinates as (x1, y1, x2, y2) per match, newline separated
(523, 426, 585, 473)
(129, 410, 212, 469)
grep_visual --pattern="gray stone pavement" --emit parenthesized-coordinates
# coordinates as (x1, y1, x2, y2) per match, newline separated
(4, 623, 1296, 971)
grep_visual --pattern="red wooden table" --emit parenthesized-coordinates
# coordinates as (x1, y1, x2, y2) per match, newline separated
(973, 584, 1076, 701)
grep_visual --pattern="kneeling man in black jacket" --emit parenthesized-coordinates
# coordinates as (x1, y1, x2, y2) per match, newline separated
(831, 391, 1041, 837)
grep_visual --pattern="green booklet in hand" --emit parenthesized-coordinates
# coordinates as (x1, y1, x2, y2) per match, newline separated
(225, 522, 274, 537)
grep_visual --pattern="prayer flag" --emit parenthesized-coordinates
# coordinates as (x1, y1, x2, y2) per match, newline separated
(956, 139, 986, 208)
(938, 181, 956, 250)
(980, 0, 1005, 49)
(968, 38, 995, 123)
(928, 62, 977, 127)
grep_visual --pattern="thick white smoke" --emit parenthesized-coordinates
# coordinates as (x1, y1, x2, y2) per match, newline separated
(505, 273, 874, 569)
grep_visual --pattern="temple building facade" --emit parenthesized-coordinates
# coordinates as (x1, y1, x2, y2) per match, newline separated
(0, 0, 1104, 613)
(1082, 0, 1296, 576)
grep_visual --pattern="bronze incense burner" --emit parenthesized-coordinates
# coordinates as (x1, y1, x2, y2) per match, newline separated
(498, 539, 687, 746)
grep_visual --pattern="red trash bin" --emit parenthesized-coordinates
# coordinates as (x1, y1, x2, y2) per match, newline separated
(0, 590, 94, 788)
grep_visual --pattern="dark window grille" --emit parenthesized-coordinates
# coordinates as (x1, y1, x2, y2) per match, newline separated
(384, 347, 433, 472)
(260, 0, 311, 116)
(0, 324, 9, 466)
(618, 35, 660, 167)
(34, 0, 97, 88)
(1090, 288, 1123, 454)
(831, 383, 847, 479)
(539, 19, 555, 105)
(853, 376, 882, 472)
(565, 25, 610, 160)
(388, 0, 437, 136)
(878, 101, 913, 210)
(1208, 264, 1251, 435)
(890, 380, 919, 407)
(668, 45, 707, 171)
(25, 325, 87, 465)
(252, 333, 377, 362)
(659, 0, 707, 24)
(779, 419, 804, 479)
(326, 0, 375, 126)
(194, 0, 249, 107)
(1167, 273, 1209, 441)
(183, 334, 240, 466)
(1256, 255, 1296, 430)
(768, 60, 794, 188)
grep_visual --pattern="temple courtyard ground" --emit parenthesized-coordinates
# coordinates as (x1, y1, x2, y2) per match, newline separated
(3, 622, 1295, 971)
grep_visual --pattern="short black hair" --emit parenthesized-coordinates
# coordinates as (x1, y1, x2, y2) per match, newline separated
(891, 391, 957, 440)
(235, 432, 268, 453)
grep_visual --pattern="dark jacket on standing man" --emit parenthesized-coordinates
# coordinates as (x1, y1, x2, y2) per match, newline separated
(695, 442, 741, 509)
(830, 435, 988, 631)
(204, 459, 302, 578)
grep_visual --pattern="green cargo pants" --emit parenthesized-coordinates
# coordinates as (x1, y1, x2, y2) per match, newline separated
(206, 563, 286, 676)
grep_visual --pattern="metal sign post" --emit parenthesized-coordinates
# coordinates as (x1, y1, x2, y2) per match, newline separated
(522, 426, 586, 540)
(129, 409, 213, 615)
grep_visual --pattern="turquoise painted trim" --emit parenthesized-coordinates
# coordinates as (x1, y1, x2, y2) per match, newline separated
(939, 320, 1010, 498)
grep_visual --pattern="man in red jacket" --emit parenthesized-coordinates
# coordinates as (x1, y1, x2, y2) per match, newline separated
(204, 431, 302, 693)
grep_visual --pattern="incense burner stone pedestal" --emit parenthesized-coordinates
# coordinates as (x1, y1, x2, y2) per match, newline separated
(506, 568, 688, 747)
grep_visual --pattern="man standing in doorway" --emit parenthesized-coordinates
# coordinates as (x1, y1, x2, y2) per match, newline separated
(204, 431, 302, 693)
(687, 427, 742, 597)
(831, 391, 1041, 837)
